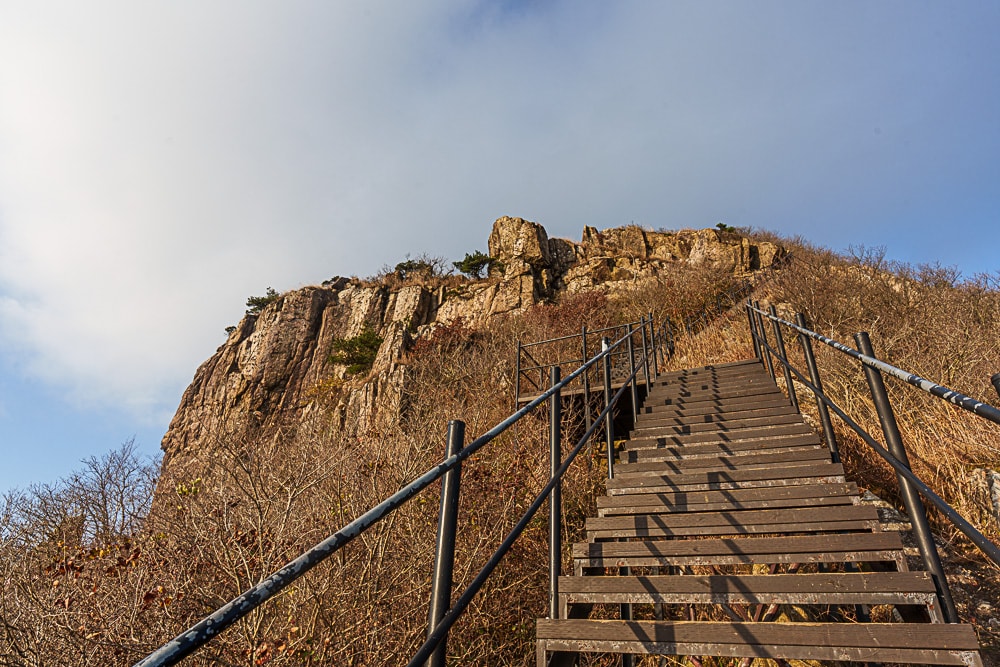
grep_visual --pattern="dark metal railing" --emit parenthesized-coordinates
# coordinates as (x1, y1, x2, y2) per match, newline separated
(746, 301, 1000, 625)
(514, 316, 663, 397)
(135, 321, 663, 667)
(515, 314, 672, 441)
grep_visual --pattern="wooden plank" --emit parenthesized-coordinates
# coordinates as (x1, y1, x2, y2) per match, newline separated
(607, 475, 847, 496)
(651, 379, 773, 391)
(557, 573, 940, 619)
(625, 424, 816, 449)
(652, 360, 764, 381)
(571, 533, 908, 571)
(622, 434, 824, 462)
(597, 487, 857, 517)
(615, 446, 831, 476)
(598, 483, 858, 510)
(606, 462, 845, 491)
(646, 388, 787, 405)
(647, 381, 780, 398)
(631, 413, 806, 436)
(639, 394, 791, 417)
(559, 572, 936, 596)
(536, 620, 981, 648)
(587, 520, 874, 539)
(536, 621, 982, 665)
(635, 405, 799, 426)
(586, 505, 878, 533)
(559, 572, 944, 623)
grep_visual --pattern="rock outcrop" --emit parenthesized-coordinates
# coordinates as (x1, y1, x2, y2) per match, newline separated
(160, 217, 784, 470)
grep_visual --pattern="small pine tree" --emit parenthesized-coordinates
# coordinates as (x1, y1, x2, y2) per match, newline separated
(329, 326, 384, 375)
(452, 251, 495, 279)
(246, 287, 280, 315)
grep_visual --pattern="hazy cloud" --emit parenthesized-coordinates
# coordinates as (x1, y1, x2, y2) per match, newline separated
(1, 1, 998, 427)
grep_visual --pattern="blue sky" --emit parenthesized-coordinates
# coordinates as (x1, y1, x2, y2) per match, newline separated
(1, 1, 998, 493)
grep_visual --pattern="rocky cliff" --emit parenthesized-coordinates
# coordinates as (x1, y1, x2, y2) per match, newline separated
(159, 217, 783, 470)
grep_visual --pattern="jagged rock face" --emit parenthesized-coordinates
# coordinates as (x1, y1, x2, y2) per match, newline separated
(487, 218, 784, 297)
(160, 282, 441, 467)
(160, 216, 784, 472)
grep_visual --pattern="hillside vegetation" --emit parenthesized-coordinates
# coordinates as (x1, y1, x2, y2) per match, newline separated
(2, 228, 999, 665)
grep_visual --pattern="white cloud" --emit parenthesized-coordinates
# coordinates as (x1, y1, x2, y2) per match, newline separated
(1, 1, 998, 426)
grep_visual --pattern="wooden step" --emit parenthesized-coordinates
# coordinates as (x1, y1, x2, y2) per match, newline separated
(557, 572, 942, 621)
(640, 396, 794, 417)
(645, 380, 779, 398)
(651, 360, 765, 382)
(635, 404, 798, 426)
(572, 533, 909, 572)
(536, 620, 982, 666)
(606, 462, 846, 495)
(624, 424, 815, 450)
(614, 446, 831, 477)
(631, 412, 806, 436)
(621, 434, 823, 463)
(645, 388, 787, 406)
(585, 505, 879, 539)
(596, 483, 858, 516)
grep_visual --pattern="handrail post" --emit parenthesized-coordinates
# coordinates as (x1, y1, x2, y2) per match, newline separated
(582, 326, 591, 435)
(548, 367, 562, 620)
(665, 317, 674, 358)
(768, 305, 798, 410)
(640, 317, 652, 393)
(795, 313, 840, 463)
(746, 302, 761, 361)
(427, 420, 465, 667)
(602, 337, 615, 480)
(514, 341, 521, 408)
(647, 311, 659, 378)
(855, 332, 959, 624)
(992, 373, 1000, 403)
(627, 326, 639, 424)
(753, 302, 775, 380)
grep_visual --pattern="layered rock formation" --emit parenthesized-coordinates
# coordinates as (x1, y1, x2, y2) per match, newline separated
(160, 217, 783, 469)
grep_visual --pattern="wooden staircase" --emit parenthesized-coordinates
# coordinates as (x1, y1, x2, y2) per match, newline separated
(537, 359, 984, 666)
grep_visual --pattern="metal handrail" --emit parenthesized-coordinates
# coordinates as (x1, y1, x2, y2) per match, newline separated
(514, 314, 668, 404)
(406, 348, 646, 666)
(746, 301, 1000, 625)
(749, 305, 1000, 426)
(134, 325, 646, 667)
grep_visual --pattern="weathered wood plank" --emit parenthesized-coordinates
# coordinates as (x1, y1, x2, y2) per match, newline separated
(622, 434, 824, 462)
(635, 405, 799, 426)
(631, 413, 806, 436)
(606, 462, 845, 491)
(614, 447, 831, 476)
(624, 424, 816, 449)
(536, 619, 980, 648)
(641, 396, 795, 417)
(598, 482, 858, 509)
(586, 506, 879, 538)
(573, 532, 904, 559)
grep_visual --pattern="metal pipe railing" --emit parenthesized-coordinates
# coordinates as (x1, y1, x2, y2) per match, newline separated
(426, 420, 464, 667)
(751, 305, 1000, 426)
(407, 331, 650, 667)
(855, 331, 958, 623)
(747, 303, 1000, 588)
